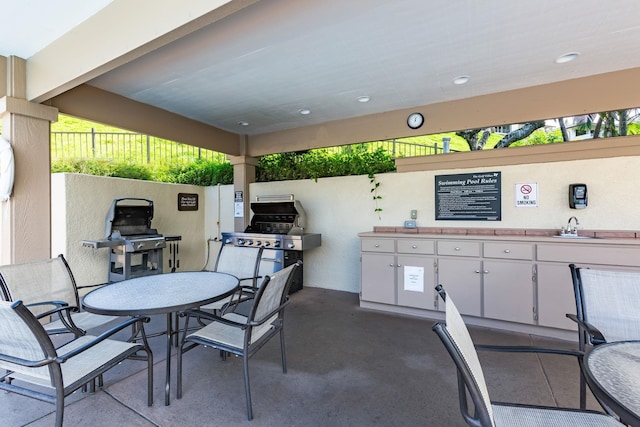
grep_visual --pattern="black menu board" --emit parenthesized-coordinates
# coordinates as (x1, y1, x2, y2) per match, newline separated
(435, 172, 501, 221)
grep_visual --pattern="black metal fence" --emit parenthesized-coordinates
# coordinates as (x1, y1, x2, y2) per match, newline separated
(51, 130, 226, 164)
(51, 130, 445, 164)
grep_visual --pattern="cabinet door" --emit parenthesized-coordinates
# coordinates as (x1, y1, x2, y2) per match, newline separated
(483, 260, 534, 324)
(397, 255, 436, 310)
(361, 253, 396, 304)
(536, 263, 578, 330)
(437, 258, 482, 316)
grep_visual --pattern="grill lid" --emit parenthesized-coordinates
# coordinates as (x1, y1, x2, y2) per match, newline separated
(244, 194, 307, 235)
(105, 198, 159, 239)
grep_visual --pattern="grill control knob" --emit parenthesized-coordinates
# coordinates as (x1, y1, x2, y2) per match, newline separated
(273, 241, 281, 248)
(256, 241, 262, 246)
(264, 241, 271, 247)
(247, 240, 253, 246)
(287, 242, 295, 249)
(238, 239, 245, 245)
(224, 238, 232, 244)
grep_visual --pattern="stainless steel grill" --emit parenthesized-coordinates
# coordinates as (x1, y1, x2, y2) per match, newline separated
(82, 198, 181, 282)
(222, 194, 321, 293)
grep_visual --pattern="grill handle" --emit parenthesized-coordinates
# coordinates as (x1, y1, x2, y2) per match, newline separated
(255, 194, 294, 201)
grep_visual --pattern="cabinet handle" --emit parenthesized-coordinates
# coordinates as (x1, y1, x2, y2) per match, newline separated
(375, 244, 380, 248)
(389, 264, 394, 267)
(475, 270, 489, 274)
(412, 245, 417, 249)
(504, 249, 510, 253)
(396, 264, 401, 268)
(455, 247, 461, 251)
(484, 270, 489, 274)
(475, 270, 480, 274)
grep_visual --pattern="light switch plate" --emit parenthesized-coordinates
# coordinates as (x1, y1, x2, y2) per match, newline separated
(410, 209, 417, 219)
(404, 220, 417, 228)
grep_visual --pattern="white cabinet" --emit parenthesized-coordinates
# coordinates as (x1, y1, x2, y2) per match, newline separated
(361, 252, 396, 304)
(483, 260, 534, 324)
(437, 257, 482, 316)
(483, 242, 535, 324)
(360, 233, 640, 334)
(361, 238, 395, 304)
(397, 255, 436, 310)
(361, 237, 436, 309)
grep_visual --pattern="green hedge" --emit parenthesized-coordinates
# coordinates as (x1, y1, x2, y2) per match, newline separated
(51, 146, 396, 186)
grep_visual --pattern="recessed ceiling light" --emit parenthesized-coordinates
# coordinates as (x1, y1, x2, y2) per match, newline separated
(357, 96, 370, 103)
(555, 52, 580, 64)
(238, 121, 249, 126)
(299, 109, 311, 115)
(453, 75, 470, 85)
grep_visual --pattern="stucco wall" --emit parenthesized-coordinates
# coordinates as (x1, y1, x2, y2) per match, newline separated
(51, 154, 640, 293)
(51, 173, 206, 288)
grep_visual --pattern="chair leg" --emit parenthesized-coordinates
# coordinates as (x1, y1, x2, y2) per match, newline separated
(243, 354, 253, 421)
(55, 388, 64, 427)
(579, 371, 586, 409)
(280, 329, 287, 374)
(177, 342, 184, 399)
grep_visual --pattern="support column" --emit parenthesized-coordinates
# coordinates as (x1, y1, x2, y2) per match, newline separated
(0, 56, 58, 264)
(227, 154, 258, 232)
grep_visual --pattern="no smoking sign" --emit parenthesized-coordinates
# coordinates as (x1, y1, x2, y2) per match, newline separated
(515, 183, 538, 207)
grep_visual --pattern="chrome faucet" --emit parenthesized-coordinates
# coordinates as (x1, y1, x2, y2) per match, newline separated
(566, 216, 580, 235)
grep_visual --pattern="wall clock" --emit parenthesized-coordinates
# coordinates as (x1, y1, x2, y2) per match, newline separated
(407, 112, 424, 129)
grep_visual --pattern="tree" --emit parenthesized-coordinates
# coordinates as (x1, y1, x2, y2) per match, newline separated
(493, 121, 546, 148)
(455, 121, 546, 150)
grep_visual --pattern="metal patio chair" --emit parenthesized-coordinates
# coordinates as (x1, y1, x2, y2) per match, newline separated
(177, 261, 301, 420)
(0, 300, 153, 427)
(432, 285, 621, 427)
(0, 254, 118, 337)
(568, 264, 640, 409)
(200, 241, 263, 314)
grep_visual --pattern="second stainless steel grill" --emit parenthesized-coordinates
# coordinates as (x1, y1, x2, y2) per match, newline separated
(222, 194, 321, 293)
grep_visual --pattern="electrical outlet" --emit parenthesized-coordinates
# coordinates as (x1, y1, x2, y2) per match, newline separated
(410, 209, 417, 219)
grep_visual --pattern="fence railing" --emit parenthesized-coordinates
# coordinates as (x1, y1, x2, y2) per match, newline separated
(51, 130, 227, 164)
(51, 130, 447, 164)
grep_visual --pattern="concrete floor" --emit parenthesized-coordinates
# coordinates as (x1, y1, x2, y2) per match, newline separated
(1, 287, 602, 426)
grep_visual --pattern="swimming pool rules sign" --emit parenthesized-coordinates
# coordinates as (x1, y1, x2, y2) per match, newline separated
(515, 183, 538, 208)
(435, 171, 501, 221)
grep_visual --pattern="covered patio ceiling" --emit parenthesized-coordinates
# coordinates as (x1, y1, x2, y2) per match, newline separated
(4, 0, 640, 156)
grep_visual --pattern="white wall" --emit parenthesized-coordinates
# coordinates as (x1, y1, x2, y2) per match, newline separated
(51, 155, 640, 293)
(52, 173, 206, 288)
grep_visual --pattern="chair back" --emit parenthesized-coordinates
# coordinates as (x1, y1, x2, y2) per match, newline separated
(213, 244, 263, 287)
(202, 238, 222, 271)
(0, 255, 79, 317)
(433, 287, 495, 427)
(0, 300, 57, 384)
(250, 262, 299, 326)
(572, 266, 640, 343)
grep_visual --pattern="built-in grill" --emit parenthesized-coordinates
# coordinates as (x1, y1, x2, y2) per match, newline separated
(222, 194, 321, 293)
(82, 198, 181, 282)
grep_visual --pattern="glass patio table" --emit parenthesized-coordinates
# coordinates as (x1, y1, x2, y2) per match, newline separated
(82, 271, 239, 406)
(583, 340, 640, 427)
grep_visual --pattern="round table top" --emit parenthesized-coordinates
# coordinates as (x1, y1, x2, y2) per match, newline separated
(82, 271, 239, 316)
(585, 341, 640, 422)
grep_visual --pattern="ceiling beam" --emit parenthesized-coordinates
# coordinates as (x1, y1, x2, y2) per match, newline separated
(247, 67, 640, 157)
(47, 84, 240, 155)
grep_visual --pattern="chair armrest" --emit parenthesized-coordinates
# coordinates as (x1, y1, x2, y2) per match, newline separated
(475, 344, 583, 359)
(76, 282, 108, 291)
(55, 316, 150, 363)
(566, 313, 606, 345)
(183, 308, 248, 329)
(25, 300, 69, 312)
(0, 351, 53, 368)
